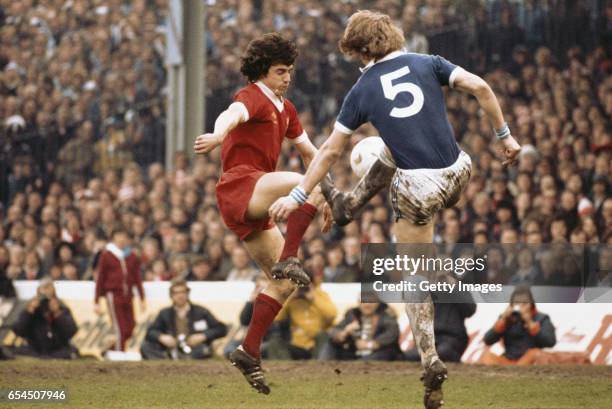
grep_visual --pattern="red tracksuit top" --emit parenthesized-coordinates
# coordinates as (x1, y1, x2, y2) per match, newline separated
(95, 244, 144, 303)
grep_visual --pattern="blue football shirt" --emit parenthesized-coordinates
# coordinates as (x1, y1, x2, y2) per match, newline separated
(335, 51, 462, 170)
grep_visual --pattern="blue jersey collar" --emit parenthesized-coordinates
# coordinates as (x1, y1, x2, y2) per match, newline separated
(360, 50, 407, 73)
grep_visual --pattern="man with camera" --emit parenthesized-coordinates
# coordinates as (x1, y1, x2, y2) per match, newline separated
(275, 272, 337, 360)
(482, 286, 556, 364)
(12, 278, 78, 359)
(140, 279, 228, 359)
(320, 301, 400, 361)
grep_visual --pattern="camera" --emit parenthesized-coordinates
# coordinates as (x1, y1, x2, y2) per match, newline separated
(296, 286, 310, 298)
(177, 334, 192, 355)
(38, 295, 50, 312)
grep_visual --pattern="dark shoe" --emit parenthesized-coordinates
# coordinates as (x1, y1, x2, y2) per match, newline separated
(319, 174, 339, 204)
(330, 192, 354, 226)
(324, 160, 395, 227)
(421, 359, 448, 409)
(270, 257, 310, 287)
(229, 347, 270, 395)
(320, 175, 353, 226)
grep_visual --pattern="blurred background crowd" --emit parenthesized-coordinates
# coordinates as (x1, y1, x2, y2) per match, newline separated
(0, 0, 610, 287)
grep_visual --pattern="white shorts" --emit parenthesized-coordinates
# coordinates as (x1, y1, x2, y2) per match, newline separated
(390, 151, 472, 225)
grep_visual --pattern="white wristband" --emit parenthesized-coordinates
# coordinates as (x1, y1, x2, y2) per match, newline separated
(495, 123, 511, 140)
(289, 186, 308, 205)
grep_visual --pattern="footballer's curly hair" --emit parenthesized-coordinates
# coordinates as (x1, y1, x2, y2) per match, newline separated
(240, 33, 298, 83)
(339, 10, 405, 62)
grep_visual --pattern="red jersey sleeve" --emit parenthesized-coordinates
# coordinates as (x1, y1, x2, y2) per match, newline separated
(234, 87, 265, 121)
(284, 101, 304, 140)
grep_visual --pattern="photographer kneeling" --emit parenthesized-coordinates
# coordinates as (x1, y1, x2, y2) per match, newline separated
(482, 286, 556, 365)
(320, 302, 400, 361)
(141, 279, 228, 359)
(12, 278, 79, 359)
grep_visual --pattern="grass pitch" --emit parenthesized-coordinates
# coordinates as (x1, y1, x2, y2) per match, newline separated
(1, 360, 610, 409)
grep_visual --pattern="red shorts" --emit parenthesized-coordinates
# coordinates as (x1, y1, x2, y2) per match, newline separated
(216, 165, 274, 240)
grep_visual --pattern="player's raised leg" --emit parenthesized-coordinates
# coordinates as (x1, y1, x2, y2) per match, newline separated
(270, 187, 325, 284)
(322, 145, 396, 226)
(245, 171, 303, 219)
(247, 171, 329, 287)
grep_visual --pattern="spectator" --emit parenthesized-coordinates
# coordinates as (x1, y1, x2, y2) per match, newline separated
(55, 121, 96, 186)
(55, 242, 78, 276)
(304, 252, 326, 284)
(12, 278, 78, 359)
(581, 216, 601, 244)
(570, 227, 587, 244)
(226, 246, 259, 281)
(535, 249, 565, 286)
(509, 246, 538, 285)
(61, 262, 80, 281)
(169, 254, 191, 280)
(323, 245, 354, 282)
(482, 286, 556, 365)
(549, 215, 569, 243)
(18, 250, 42, 280)
(94, 120, 133, 175)
(147, 258, 171, 281)
(587, 245, 611, 287)
(187, 256, 215, 281)
(590, 175, 608, 212)
(189, 222, 207, 254)
(341, 236, 362, 279)
(6, 244, 25, 279)
(94, 228, 145, 351)
(480, 246, 509, 284)
(275, 276, 337, 360)
(0, 245, 16, 297)
(141, 279, 227, 360)
(599, 198, 612, 236)
(321, 301, 399, 361)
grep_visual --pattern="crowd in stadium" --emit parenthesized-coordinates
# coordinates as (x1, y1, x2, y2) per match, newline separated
(1, 0, 609, 287)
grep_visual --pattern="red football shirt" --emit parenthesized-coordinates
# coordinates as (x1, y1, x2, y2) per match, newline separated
(221, 82, 305, 173)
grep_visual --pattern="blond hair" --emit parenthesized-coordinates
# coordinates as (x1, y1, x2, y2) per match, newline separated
(339, 10, 405, 62)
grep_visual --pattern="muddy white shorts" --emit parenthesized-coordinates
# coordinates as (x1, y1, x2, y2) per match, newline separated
(390, 151, 472, 225)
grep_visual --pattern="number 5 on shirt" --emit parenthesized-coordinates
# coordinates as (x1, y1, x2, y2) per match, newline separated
(380, 66, 424, 118)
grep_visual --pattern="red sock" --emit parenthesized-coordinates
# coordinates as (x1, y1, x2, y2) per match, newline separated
(279, 202, 318, 260)
(242, 293, 283, 359)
